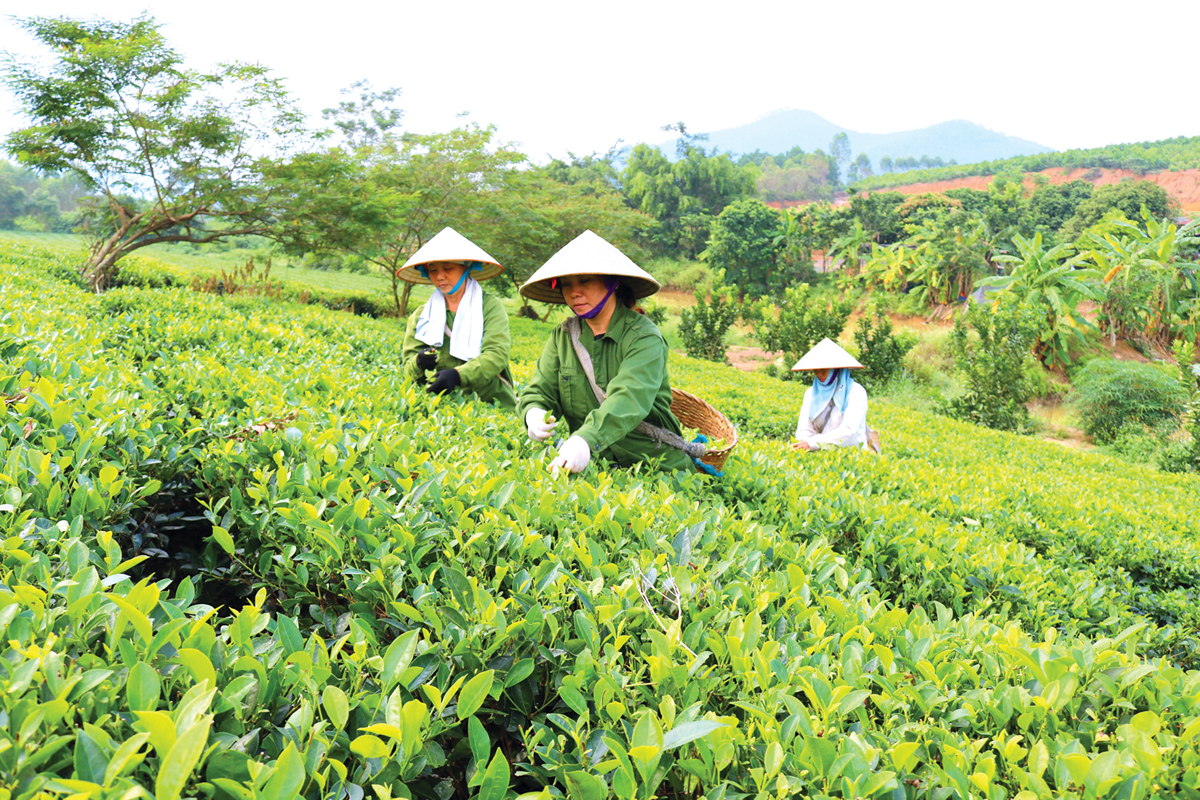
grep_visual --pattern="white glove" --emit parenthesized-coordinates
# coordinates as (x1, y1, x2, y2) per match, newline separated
(550, 435, 591, 476)
(525, 408, 556, 442)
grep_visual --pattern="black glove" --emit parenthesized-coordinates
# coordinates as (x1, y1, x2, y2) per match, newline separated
(426, 368, 461, 395)
(416, 348, 438, 371)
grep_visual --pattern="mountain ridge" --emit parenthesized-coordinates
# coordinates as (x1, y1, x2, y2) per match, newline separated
(659, 109, 1055, 166)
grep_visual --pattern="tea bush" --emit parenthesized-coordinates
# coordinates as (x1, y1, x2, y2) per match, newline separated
(677, 288, 739, 362)
(937, 300, 1040, 432)
(5, 241, 1200, 800)
(851, 306, 917, 390)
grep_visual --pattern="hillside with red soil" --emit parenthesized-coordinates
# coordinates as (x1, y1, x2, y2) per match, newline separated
(872, 167, 1200, 212)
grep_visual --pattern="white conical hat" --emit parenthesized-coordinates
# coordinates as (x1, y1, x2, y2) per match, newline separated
(791, 338, 864, 371)
(396, 227, 503, 285)
(519, 230, 659, 305)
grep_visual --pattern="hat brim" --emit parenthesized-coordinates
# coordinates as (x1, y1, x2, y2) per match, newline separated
(520, 275, 660, 305)
(790, 363, 866, 371)
(790, 337, 865, 370)
(395, 260, 504, 285)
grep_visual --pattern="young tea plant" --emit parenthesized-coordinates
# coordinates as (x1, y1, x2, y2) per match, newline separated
(678, 287, 739, 362)
(937, 298, 1040, 432)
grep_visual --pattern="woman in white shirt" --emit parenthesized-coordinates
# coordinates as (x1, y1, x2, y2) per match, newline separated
(789, 338, 878, 452)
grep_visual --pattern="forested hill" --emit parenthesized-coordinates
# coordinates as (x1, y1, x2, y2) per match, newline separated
(660, 109, 1053, 165)
(853, 134, 1200, 191)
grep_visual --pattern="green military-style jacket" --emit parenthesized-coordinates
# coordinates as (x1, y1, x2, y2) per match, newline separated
(402, 291, 517, 409)
(518, 303, 693, 471)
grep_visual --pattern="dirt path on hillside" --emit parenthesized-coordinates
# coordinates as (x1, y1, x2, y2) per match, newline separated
(727, 345, 778, 371)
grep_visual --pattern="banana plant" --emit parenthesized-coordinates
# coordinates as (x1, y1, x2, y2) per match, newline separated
(861, 243, 914, 293)
(980, 232, 1102, 365)
(1083, 212, 1200, 347)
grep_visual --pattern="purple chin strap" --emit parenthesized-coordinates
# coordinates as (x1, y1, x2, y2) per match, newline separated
(575, 277, 620, 320)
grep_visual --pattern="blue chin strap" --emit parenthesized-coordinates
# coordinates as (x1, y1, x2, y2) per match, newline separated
(417, 261, 483, 295)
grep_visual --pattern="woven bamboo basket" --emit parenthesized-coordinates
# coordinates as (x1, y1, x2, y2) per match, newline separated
(670, 388, 738, 472)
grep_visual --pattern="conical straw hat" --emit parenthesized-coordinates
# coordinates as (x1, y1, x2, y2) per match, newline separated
(396, 227, 503, 285)
(790, 338, 864, 371)
(520, 230, 659, 305)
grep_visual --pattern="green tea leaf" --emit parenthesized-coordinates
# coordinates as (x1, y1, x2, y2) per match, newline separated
(505, 657, 535, 688)
(126, 661, 160, 712)
(261, 742, 306, 798)
(322, 685, 349, 730)
(457, 670, 494, 720)
(662, 720, 727, 751)
(383, 629, 420, 689)
(468, 715, 489, 766)
(350, 734, 389, 759)
(74, 728, 110, 784)
(155, 713, 211, 800)
(211, 525, 236, 554)
(563, 769, 606, 800)
(479, 749, 510, 800)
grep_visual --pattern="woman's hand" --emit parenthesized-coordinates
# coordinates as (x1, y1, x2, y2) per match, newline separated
(426, 369, 460, 395)
(551, 436, 590, 475)
(525, 408, 556, 442)
(416, 348, 438, 371)
(790, 440, 813, 452)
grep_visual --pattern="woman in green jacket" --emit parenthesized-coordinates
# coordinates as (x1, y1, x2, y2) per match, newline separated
(398, 228, 517, 409)
(518, 230, 698, 475)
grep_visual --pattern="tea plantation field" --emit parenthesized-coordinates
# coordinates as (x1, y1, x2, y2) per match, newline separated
(3, 241, 1200, 799)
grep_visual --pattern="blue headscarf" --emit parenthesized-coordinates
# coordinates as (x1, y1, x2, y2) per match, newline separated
(417, 261, 483, 295)
(808, 368, 855, 420)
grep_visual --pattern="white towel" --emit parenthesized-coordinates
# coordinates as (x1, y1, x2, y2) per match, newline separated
(413, 277, 484, 362)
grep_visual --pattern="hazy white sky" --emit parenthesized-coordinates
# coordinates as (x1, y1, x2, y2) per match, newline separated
(2, 0, 1197, 161)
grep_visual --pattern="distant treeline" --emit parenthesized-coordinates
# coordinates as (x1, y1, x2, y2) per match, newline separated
(851, 135, 1200, 191)
(0, 160, 91, 231)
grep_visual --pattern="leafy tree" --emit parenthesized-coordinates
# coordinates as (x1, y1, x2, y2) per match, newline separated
(896, 192, 963, 227)
(848, 152, 874, 182)
(470, 165, 653, 317)
(755, 153, 835, 203)
(1060, 180, 1178, 240)
(703, 199, 783, 298)
(542, 146, 624, 191)
(264, 121, 524, 315)
(937, 299, 1040, 432)
(879, 155, 894, 173)
(829, 133, 851, 187)
(899, 215, 989, 306)
(3, 15, 303, 289)
(678, 288, 739, 362)
(979, 232, 1102, 365)
(1027, 179, 1095, 236)
(321, 80, 403, 147)
(829, 220, 873, 279)
(847, 191, 906, 245)
(773, 211, 819, 285)
(622, 124, 756, 258)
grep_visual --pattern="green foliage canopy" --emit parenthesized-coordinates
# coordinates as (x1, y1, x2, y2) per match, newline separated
(703, 199, 784, 298)
(3, 14, 304, 289)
